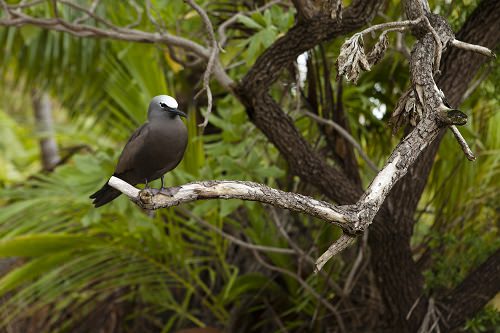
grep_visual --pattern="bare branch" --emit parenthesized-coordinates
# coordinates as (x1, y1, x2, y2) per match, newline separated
(450, 39, 495, 58)
(0, 14, 208, 57)
(421, 15, 443, 74)
(357, 17, 424, 36)
(461, 64, 493, 103)
(0, 0, 11, 18)
(74, 0, 100, 24)
(0, 1, 235, 90)
(179, 207, 295, 254)
(185, 0, 219, 128)
(342, 231, 368, 294)
(108, 176, 350, 229)
(57, 0, 120, 31)
(125, 0, 143, 29)
(5, 0, 42, 10)
(315, 234, 356, 272)
(301, 110, 378, 172)
(449, 125, 475, 161)
(268, 207, 345, 296)
(252, 249, 347, 333)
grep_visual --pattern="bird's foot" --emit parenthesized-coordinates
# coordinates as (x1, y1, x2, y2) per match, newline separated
(159, 186, 180, 197)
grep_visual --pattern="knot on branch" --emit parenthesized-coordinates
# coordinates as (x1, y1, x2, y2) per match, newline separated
(139, 189, 155, 207)
(437, 109, 468, 126)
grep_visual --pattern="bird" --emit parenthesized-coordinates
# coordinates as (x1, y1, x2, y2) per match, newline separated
(90, 95, 188, 207)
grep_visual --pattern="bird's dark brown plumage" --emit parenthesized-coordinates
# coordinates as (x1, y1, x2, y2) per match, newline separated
(90, 95, 188, 207)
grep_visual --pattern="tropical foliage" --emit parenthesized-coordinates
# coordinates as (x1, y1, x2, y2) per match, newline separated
(0, 0, 498, 332)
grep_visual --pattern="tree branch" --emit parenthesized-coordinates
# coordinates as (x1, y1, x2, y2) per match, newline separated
(108, 176, 351, 230)
(0, 0, 235, 90)
(184, 0, 218, 128)
(442, 248, 500, 330)
(302, 109, 378, 172)
(450, 38, 496, 58)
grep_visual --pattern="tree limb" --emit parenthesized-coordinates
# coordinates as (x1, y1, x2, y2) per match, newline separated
(301, 109, 378, 172)
(108, 176, 350, 230)
(0, 0, 235, 90)
(184, 0, 218, 128)
(442, 248, 500, 330)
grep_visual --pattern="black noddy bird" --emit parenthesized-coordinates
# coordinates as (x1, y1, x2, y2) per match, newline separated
(90, 95, 188, 207)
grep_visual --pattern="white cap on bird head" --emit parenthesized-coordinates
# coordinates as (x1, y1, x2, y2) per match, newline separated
(158, 95, 178, 109)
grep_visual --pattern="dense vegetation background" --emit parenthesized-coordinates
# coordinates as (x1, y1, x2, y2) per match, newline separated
(0, 0, 498, 332)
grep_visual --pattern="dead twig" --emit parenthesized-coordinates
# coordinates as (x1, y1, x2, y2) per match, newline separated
(184, 0, 219, 128)
(302, 110, 379, 173)
(252, 249, 346, 333)
(450, 125, 475, 161)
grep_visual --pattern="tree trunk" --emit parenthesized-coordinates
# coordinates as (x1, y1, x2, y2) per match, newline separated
(32, 91, 60, 171)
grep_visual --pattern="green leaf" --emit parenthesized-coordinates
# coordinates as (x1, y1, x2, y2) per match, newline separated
(0, 251, 72, 295)
(236, 15, 263, 30)
(0, 234, 96, 257)
(221, 273, 279, 304)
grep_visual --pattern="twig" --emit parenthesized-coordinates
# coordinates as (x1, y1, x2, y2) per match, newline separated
(315, 234, 357, 272)
(0, 0, 11, 18)
(302, 110, 379, 172)
(125, 0, 143, 29)
(461, 65, 493, 103)
(407, 296, 423, 320)
(252, 249, 347, 333)
(57, 0, 119, 31)
(264, 299, 289, 333)
(167, 44, 203, 68)
(357, 17, 424, 36)
(421, 15, 443, 74)
(342, 230, 368, 294)
(449, 125, 475, 161)
(394, 30, 411, 59)
(0, 2, 235, 90)
(450, 39, 496, 58)
(144, 0, 165, 31)
(417, 297, 442, 333)
(178, 207, 295, 254)
(5, 0, 44, 9)
(355, 15, 443, 74)
(73, 0, 100, 24)
(184, 0, 219, 128)
(268, 207, 345, 296)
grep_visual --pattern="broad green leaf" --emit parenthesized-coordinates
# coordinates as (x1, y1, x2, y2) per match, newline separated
(236, 15, 263, 30)
(0, 251, 72, 295)
(0, 234, 97, 257)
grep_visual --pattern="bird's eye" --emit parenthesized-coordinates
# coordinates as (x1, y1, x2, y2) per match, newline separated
(159, 102, 167, 108)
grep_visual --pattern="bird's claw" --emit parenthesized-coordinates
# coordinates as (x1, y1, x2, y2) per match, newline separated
(159, 186, 179, 197)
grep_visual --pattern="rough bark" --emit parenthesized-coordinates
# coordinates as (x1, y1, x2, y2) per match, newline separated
(236, 0, 499, 330)
(369, 0, 500, 330)
(236, 0, 383, 205)
(442, 248, 500, 330)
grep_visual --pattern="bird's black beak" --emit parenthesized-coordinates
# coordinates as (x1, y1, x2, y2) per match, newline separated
(170, 109, 187, 118)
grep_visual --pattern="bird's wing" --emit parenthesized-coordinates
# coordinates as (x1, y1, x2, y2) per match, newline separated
(114, 123, 150, 175)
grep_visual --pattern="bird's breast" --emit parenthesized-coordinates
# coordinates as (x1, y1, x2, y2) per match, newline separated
(144, 118, 188, 170)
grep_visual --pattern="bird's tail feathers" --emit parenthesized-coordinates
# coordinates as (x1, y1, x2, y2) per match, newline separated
(89, 181, 121, 208)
